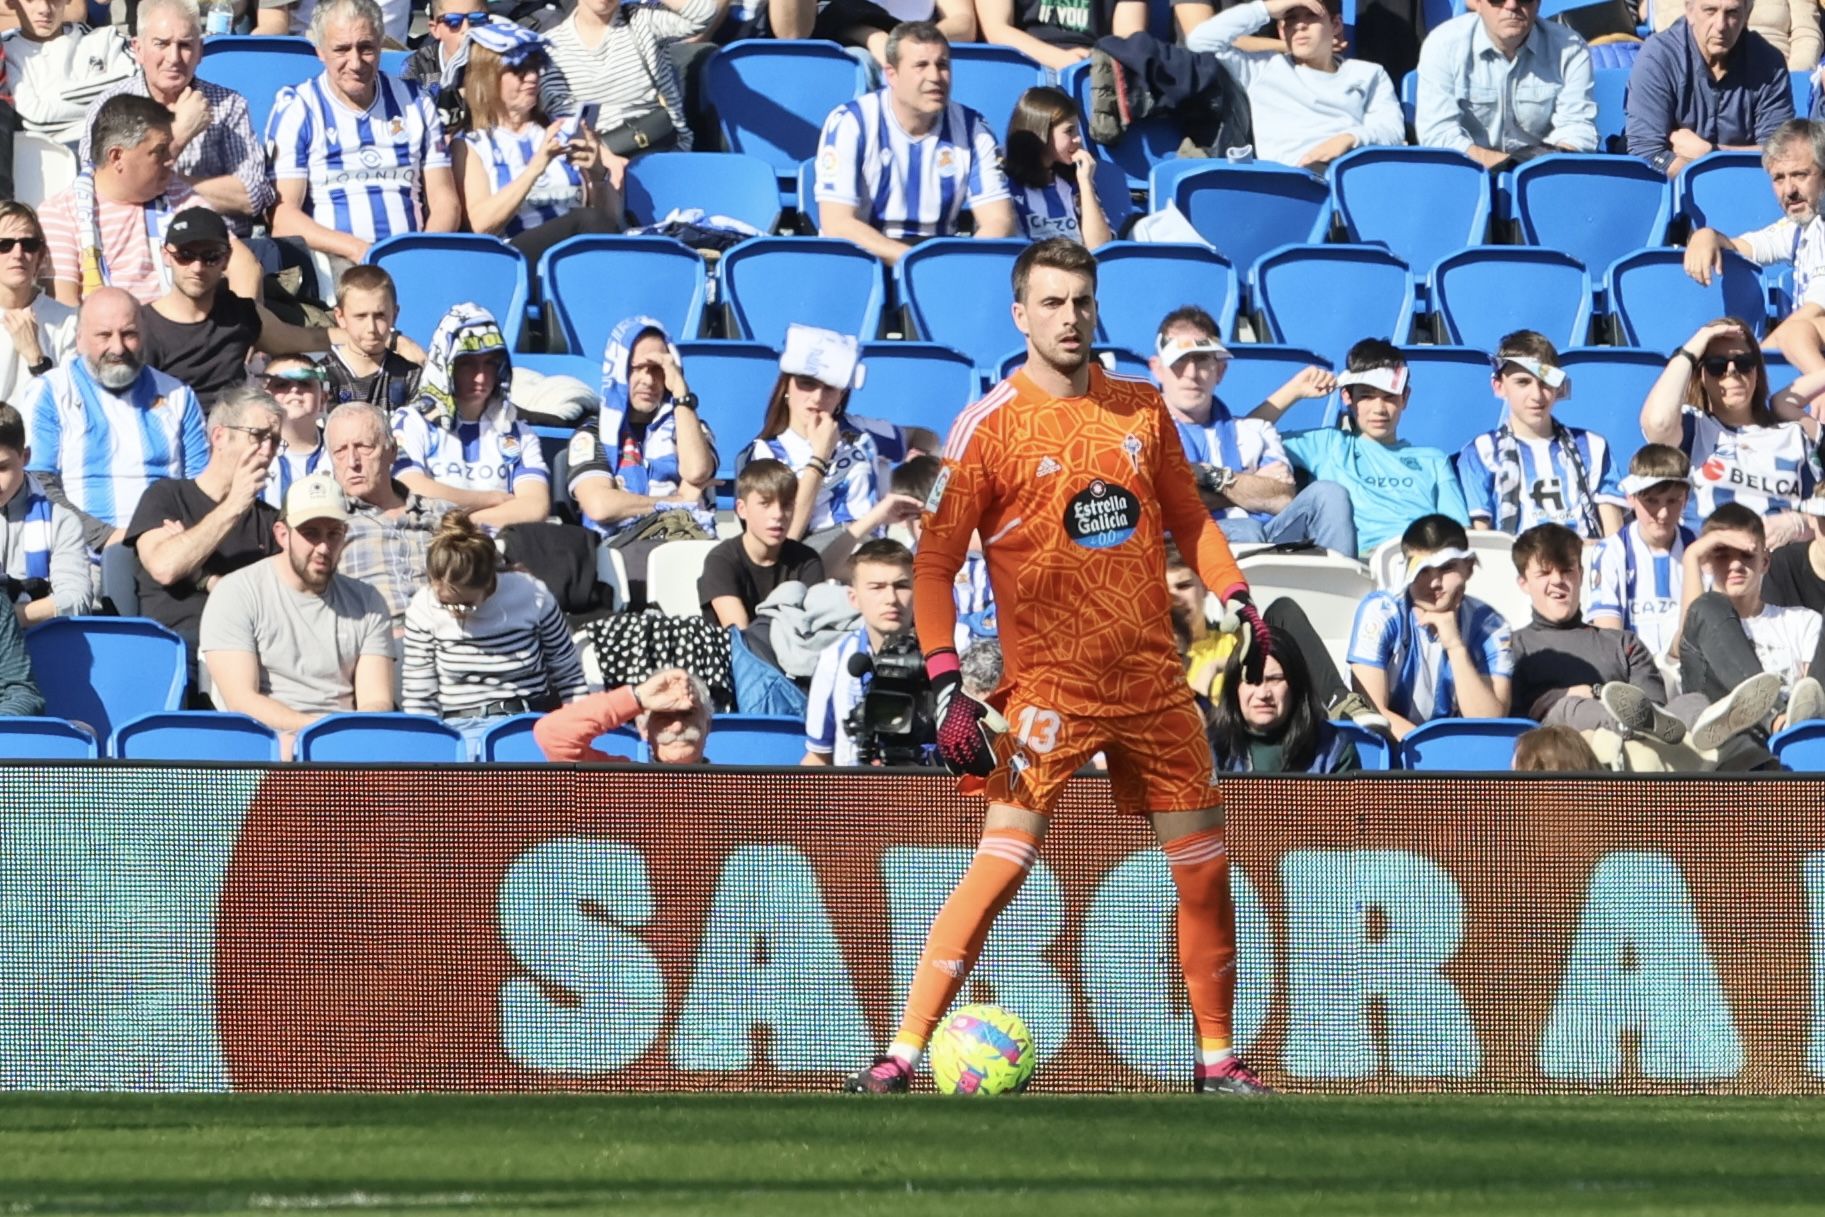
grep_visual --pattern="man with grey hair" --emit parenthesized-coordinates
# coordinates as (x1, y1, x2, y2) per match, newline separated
(534, 667, 713, 764)
(125, 383, 284, 691)
(268, 0, 459, 272)
(324, 399, 451, 628)
(1687, 120, 1825, 376)
(41, 92, 261, 307)
(20, 287, 208, 554)
(78, 0, 275, 237)
(258, 0, 412, 48)
(1625, 0, 1792, 176)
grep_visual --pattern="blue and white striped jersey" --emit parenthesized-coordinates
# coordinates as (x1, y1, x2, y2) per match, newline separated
(22, 363, 207, 532)
(805, 626, 870, 765)
(262, 442, 328, 512)
(1681, 408, 1821, 521)
(268, 72, 450, 245)
(1456, 425, 1624, 538)
(566, 399, 718, 540)
(1011, 175, 1082, 242)
(463, 125, 585, 237)
(392, 405, 550, 495)
(1172, 408, 1289, 525)
(1346, 590, 1514, 724)
(1584, 521, 1692, 661)
(814, 89, 1010, 240)
(746, 426, 885, 534)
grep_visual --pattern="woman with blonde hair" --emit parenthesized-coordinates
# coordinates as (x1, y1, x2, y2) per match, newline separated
(452, 21, 624, 263)
(401, 510, 589, 755)
(1002, 86, 1113, 249)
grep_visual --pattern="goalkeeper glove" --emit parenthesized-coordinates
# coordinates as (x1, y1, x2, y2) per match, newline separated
(929, 651, 1008, 777)
(1218, 587, 1274, 682)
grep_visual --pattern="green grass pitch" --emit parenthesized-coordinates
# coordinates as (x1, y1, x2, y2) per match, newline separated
(3, 1094, 1822, 1216)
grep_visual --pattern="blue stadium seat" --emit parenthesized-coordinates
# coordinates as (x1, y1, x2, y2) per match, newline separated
(367, 234, 530, 352)
(592, 724, 643, 758)
(1330, 147, 1492, 288)
(1252, 244, 1415, 356)
(1592, 66, 1630, 152)
(1147, 159, 1207, 211)
(0, 717, 96, 759)
(201, 35, 321, 141)
(1221, 346, 1333, 435)
(703, 40, 869, 183)
(949, 43, 1045, 133)
(1431, 247, 1593, 351)
(515, 353, 600, 385)
(1063, 59, 1181, 188)
(1399, 69, 1418, 127)
(1169, 162, 1332, 282)
(852, 342, 980, 437)
(538, 235, 708, 357)
(1094, 242, 1237, 352)
(899, 238, 1029, 373)
(100, 542, 139, 617)
(24, 617, 185, 742)
(482, 713, 549, 762)
(1554, 347, 1660, 458)
(701, 713, 805, 764)
(379, 48, 409, 75)
(1676, 151, 1780, 239)
(719, 237, 886, 345)
(676, 340, 783, 483)
(1772, 720, 1825, 770)
(996, 348, 1149, 381)
(1090, 159, 1138, 237)
(624, 152, 783, 233)
(1793, 68, 1815, 119)
(1399, 717, 1537, 771)
(110, 711, 281, 761)
(1392, 345, 1506, 455)
(1605, 247, 1770, 347)
(1331, 720, 1394, 771)
(1511, 154, 1672, 280)
(294, 713, 467, 762)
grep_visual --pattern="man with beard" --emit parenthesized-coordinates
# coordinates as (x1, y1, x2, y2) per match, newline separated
(20, 286, 207, 553)
(843, 237, 1276, 1097)
(1688, 121, 1825, 376)
(200, 473, 395, 760)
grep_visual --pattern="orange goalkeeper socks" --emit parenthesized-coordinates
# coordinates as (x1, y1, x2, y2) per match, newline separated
(1163, 828, 1237, 1057)
(889, 827, 1040, 1058)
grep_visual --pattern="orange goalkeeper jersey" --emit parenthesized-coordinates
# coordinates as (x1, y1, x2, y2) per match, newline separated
(914, 364, 1247, 719)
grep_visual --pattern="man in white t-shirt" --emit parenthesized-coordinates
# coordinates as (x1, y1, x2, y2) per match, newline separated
(1686, 120, 1825, 376)
(199, 473, 396, 760)
(1677, 500, 1825, 749)
(1149, 305, 1355, 555)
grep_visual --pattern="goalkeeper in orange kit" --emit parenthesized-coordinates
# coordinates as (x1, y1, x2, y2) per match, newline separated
(844, 238, 1275, 1097)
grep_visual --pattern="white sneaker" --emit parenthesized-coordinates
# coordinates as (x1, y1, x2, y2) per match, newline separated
(1787, 676, 1825, 727)
(1691, 672, 1784, 752)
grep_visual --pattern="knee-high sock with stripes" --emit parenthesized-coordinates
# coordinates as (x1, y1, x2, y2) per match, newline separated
(887, 828, 1039, 1062)
(1164, 828, 1237, 1064)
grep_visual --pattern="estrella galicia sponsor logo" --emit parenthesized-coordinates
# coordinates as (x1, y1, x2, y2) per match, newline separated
(1064, 479, 1140, 549)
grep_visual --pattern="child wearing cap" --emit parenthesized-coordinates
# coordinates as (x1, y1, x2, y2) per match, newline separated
(1346, 513, 1514, 739)
(1269, 338, 1472, 559)
(1585, 443, 1696, 666)
(744, 324, 896, 549)
(1150, 305, 1356, 556)
(1455, 330, 1625, 542)
(259, 354, 330, 511)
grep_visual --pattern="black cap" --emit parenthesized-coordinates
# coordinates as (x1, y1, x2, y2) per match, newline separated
(164, 207, 229, 249)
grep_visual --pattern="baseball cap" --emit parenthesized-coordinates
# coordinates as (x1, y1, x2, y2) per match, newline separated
(1156, 331, 1231, 368)
(164, 207, 229, 249)
(284, 474, 349, 526)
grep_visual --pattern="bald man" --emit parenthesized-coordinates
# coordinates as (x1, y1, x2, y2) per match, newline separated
(19, 287, 208, 551)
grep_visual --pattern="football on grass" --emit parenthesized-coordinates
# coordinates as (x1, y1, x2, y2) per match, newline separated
(928, 1004, 1036, 1095)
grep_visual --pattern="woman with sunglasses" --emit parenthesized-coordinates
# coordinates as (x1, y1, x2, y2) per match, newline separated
(453, 22, 624, 264)
(401, 509, 589, 757)
(744, 325, 910, 549)
(0, 202, 75, 404)
(258, 355, 330, 510)
(1641, 317, 1823, 547)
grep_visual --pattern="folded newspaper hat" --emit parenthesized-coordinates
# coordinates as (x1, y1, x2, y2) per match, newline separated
(781, 323, 862, 391)
(1404, 545, 1475, 588)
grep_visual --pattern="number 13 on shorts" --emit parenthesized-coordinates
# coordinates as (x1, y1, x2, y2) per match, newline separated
(1015, 707, 1061, 753)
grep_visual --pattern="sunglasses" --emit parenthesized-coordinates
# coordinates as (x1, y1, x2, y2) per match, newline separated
(1701, 354, 1757, 377)
(223, 424, 280, 447)
(0, 237, 43, 254)
(170, 246, 229, 267)
(434, 11, 490, 27)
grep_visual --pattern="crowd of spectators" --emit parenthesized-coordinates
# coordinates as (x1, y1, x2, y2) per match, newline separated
(1, 0, 1825, 775)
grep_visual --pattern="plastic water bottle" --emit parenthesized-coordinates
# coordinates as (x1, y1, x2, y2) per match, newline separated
(204, 0, 233, 36)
